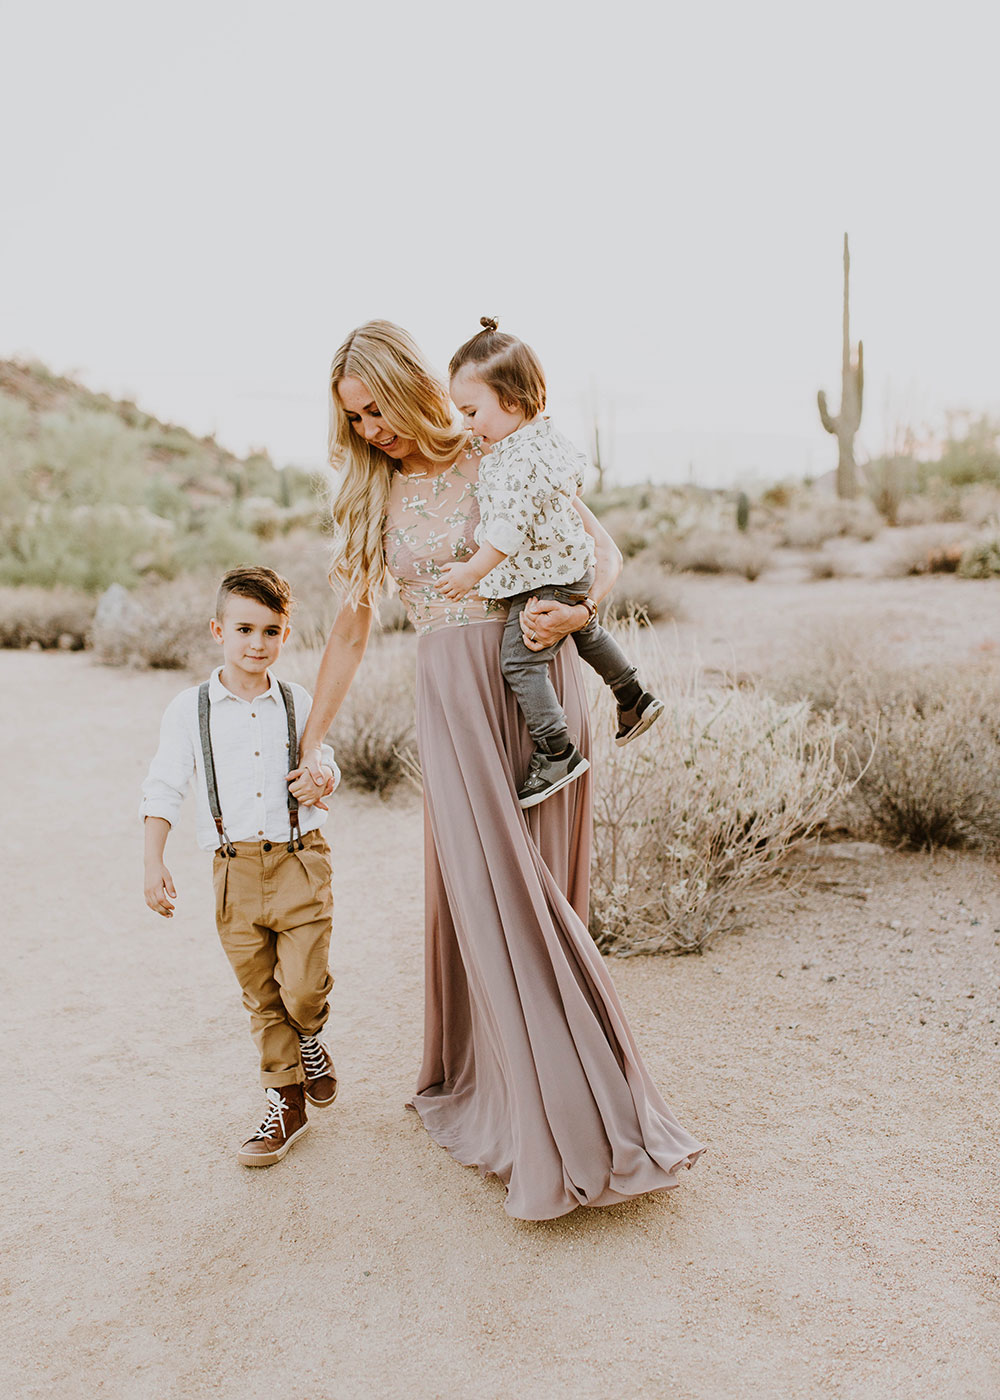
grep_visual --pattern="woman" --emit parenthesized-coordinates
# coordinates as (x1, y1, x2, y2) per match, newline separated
(294, 321, 703, 1219)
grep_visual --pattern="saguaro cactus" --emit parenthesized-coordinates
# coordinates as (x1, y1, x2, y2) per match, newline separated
(818, 233, 864, 499)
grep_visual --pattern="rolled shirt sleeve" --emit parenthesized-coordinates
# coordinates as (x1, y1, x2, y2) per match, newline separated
(482, 516, 527, 555)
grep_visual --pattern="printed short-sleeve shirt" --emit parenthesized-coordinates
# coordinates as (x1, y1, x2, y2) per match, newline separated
(475, 418, 594, 599)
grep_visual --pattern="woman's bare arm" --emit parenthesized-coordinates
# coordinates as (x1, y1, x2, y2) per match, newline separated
(520, 497, 623, 650)
(292, 600, 374, 781)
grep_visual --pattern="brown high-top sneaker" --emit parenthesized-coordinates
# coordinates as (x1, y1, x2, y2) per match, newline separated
(237, 1085, 309, 1167)
(298, 1031, 338, 1108)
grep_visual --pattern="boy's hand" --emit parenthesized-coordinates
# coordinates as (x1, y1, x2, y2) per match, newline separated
(144, 863, 177, 918)
(438, 561, 476, 600)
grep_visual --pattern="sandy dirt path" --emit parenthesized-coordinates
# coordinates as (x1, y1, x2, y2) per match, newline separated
(4, 640, 999, 1400)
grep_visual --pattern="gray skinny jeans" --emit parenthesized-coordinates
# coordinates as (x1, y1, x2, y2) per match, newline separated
(500, 570, 637, 754)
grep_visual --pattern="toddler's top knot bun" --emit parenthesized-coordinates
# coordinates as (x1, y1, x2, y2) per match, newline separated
(479, 316, 499, 333)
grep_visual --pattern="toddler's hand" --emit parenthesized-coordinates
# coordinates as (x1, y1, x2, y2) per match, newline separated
(144, 863, 177, 918)
(438, 561, 473, 601)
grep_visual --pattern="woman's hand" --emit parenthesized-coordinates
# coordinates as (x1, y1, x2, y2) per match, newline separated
(520, 597, 589, 651)
(287, 748, 336, 808)
(287, 761, 335, 809)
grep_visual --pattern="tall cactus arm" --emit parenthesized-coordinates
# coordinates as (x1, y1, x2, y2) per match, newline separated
(817, 389, 838, 435)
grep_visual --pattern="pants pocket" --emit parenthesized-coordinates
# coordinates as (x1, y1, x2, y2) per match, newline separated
(212, 854, 230, 918)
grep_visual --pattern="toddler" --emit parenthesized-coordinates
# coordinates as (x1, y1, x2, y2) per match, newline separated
(439, 318, 663, 808)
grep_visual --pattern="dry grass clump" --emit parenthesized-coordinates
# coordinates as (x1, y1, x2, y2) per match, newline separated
(603, 557, 683, 624)
(585, 626, 851, 954)
(0, 586, 95, 649)
(659, 530, 774, 581)
(283, 634, 417, 797)
(771, 628, 1000, 851)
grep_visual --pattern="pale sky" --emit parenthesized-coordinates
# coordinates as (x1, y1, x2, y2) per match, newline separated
(2, 0, 997, 485)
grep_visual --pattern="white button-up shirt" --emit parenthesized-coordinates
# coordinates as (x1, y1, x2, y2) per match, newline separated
(475, 417, 595, 599)
(140, 668, 339, 852)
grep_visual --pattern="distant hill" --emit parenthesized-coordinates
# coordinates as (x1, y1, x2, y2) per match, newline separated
(0, 359, 324, 591)
(0, 358, 316, 506)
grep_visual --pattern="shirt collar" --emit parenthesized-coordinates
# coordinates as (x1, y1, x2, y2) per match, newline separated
(489, 416, 550, 458)
(208, 667, 281, 704)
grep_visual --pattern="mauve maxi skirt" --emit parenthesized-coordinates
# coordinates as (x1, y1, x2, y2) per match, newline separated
(410, 617, 704, 1219)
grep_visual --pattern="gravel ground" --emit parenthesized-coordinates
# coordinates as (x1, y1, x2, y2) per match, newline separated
(4, 626, 999, 1399)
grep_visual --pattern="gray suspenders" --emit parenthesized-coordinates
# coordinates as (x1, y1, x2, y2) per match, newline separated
(197, 680, 303, 855)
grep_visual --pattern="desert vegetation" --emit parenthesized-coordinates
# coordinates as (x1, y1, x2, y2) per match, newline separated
(4, 358, 1000, 956)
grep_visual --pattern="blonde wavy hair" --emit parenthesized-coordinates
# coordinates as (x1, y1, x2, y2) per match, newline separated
(328, 320, 468, 610)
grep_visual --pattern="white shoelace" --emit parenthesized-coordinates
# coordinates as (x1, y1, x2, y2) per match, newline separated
(252, 1086, 287, 1140)
(298, 1034, 328, 1080)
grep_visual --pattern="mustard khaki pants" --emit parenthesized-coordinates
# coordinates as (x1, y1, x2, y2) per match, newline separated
(213, 829, 334, 1089)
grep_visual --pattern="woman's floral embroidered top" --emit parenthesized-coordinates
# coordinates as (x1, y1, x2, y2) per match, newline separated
(474, 417, 595, 599)
(384, 459, 503, 635)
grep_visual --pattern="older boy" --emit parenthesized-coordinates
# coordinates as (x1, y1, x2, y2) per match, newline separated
(141, 566, 340, 1167)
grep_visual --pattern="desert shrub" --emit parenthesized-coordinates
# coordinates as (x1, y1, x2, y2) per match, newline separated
(771, 632, 1000, 851)
(846, 678, 1000, 850)
(894, 492, 959, 526)
(603, 557, 683, 624)
(597, 507, 651, 560)
(807, 552, 841, 580)
(957, 537, 1000, 578)
(91, 580, 216, 670)
(586, 627, 851, 954)
(667, 530, 773, 581)
(884, 525, 972, 577)
(282, 634, 418, 797)
(919, 414, 1000, 490)
(781, 508, 841, 550)
(0, 586, 95, 649)
(781, 498, 882, 549)
(958, 483, 1000, 529)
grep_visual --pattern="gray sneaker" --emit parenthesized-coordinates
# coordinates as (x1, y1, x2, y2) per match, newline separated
(615, 691, 664, 746)
(517, 744, 590, 809)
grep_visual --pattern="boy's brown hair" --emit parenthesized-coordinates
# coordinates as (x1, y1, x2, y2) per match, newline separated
(215, 566, 294, 620)
(449, 316, 546, 420)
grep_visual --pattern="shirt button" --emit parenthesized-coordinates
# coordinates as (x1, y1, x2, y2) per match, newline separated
(258, 829, 263, 836)
(255, 751, 260, 757)
(251, 712, 256, 719)
(256, 792, 262, 798)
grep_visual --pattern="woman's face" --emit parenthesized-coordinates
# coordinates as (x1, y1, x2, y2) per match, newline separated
(337, 376, 415, 460)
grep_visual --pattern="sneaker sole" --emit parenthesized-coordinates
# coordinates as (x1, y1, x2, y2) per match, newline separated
(615, 698, 665, 747)
(518, 756, 590, 809)
(303, 1081, 339, 1108)
(237, 1120, 310, 1167)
